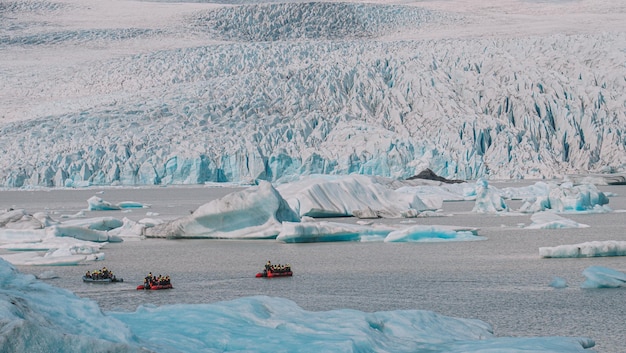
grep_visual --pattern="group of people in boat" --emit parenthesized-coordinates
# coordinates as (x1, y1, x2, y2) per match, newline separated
(85, 267, 118, 281)
(87, 261, 292, 285)
(263, 260, 291, 274)
(142, 272, 171, 287)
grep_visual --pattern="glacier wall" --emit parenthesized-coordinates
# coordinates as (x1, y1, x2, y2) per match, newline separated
(1, 1, 626, 187)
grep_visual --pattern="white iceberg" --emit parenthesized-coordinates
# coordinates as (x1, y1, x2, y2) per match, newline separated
(277, 175, 434, 218)
(145, 181, 300, 239)
(539, 241, 626, 258)
(472, 179, 508, 213)
(547, 183, 609, 212)
(525, 212, 589, 229)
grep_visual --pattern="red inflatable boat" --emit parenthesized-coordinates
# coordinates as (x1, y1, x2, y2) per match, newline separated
(256, 270, 293, 278)
(137, 283, 173, 290)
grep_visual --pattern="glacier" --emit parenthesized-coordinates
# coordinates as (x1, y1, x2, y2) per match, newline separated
(1, 0, 626, 187)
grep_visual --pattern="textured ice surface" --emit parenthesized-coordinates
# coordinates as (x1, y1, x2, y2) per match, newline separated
(1, 0, 626, 187)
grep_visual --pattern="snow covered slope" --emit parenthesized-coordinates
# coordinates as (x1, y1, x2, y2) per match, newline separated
(1, 0, 625, 187)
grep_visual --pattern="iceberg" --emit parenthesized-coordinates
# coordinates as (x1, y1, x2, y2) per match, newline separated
(539, 241, 626, 258)
(547, 183, 610, 212)
(472, 179, 508, 213)
(277, 221, 365, 243)
(384, 225, 482, 242)
(581, 266, 626, 289)
(525, 212, 589, 229)
(87, 196, 150, 211)
(145, 181, 300, 239)
(549, 277, 568, 289)
(494, 182, 610, 213)
(277, 175, 435, 218)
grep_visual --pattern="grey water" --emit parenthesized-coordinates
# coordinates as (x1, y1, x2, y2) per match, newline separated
(4, 184, 626, 353)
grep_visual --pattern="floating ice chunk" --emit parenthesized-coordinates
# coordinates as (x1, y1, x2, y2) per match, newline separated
(472, 179, 508, 213)
(581, 266, 626, 288)
(548, 182, 609, 212)
(502, 182, 610, 213)
(384, 225, 481, 242)
(277, 221, 481, 243)
(277, 221, 366, 243)
(525, 212, 589, 229)
(117, 201, 150, 209)
(87, 196, 150, 211)
(87, 196, 121, 210)
(549, 277, 568, 289)
(539, 241, 626, 258)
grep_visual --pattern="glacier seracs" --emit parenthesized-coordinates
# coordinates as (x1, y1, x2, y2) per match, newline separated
(1, 0, 626, 187)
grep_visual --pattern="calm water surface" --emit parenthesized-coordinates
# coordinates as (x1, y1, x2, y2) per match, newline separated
(4, 183, 626, 353)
